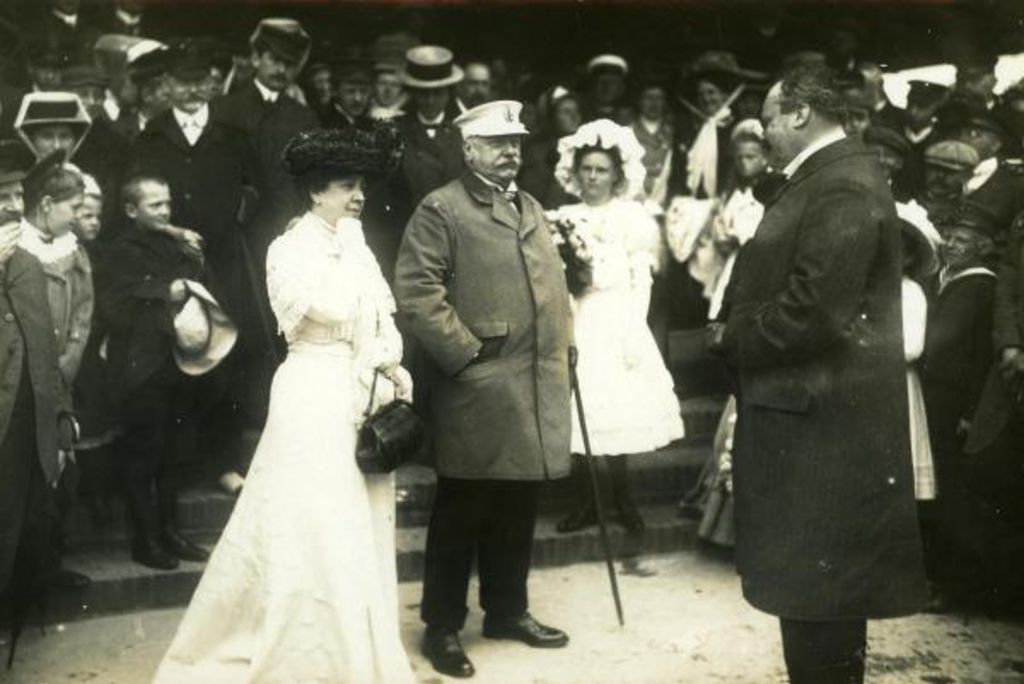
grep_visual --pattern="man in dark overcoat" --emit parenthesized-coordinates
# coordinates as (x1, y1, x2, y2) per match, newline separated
(716, 64, 927, 683)
(395, 101, 572, 679)
(0, 143, 75, 602)
(392, 45, 466, 228)
(212, 18, 318, 428)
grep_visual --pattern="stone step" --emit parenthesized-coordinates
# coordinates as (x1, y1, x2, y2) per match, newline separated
(45, 504, 700, 625)
(65, 397, 722, 553)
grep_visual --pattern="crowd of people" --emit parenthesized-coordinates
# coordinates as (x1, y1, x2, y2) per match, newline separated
(1, 0, 1023, 681)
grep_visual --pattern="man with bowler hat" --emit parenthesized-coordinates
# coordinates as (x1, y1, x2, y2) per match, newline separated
(713, 63, 927, 683)
(395, 100, 572, 679)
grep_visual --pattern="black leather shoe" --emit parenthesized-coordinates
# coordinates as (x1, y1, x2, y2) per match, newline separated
(483, 613, 569, 648)
(616, 499, 646, 534)
(160, 527, 210, 562)
(51, 568, 92, 589)
(421, 626, 475, 678)
(132, 541, 180, 571)
(556, 506, 596, 533)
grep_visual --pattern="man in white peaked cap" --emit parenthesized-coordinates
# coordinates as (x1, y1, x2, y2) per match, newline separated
(395, 100, 573, 678)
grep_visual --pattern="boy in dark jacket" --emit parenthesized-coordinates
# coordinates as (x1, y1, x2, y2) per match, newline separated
(97, 175, 210, 571)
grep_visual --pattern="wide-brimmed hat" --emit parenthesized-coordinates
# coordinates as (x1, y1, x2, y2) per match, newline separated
(555, 118, 647, 200)
(0, 140, 35, 186)
(401, 45, 463, 89)
(281, 123, 403, 180)
(896, 200, 942, 279)
(454, 100, 529, 138)
(250, 18, 311, 68)
(93, 34, 158, 80)
(14, 92, 92, 159)
(172, 280, 238, 376)
(684, 51, 768, 91)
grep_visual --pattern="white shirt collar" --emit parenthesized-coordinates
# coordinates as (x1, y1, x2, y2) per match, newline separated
(905, 124, 934, 145)
(115, 8, 142, 26)
(964, 157, 999, 195)
(254, 78, 280, 103)
(782, 128, 847, 178)
(52, 9, 77, 27)
(417, 111, 446, 127)
(639, 117, 662, 135)
(174, 104, 209, 127)
(19, 218, 78, 264)
(939, 264, 997, 293)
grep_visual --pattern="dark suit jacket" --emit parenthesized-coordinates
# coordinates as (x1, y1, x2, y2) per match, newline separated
(96, 227, 204, 405)
(131, 109, 256, 318)
(994, 216, 1024, 353)
(0, 248, 71, 484)
(213, 83, 319, 253)
(722, 135, 927, 620)
(923, 270, 996, 413)
(965, 164, 1024, 249)
(394, 113, 465, 223)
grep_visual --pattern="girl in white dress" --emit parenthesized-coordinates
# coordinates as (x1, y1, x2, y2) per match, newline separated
(152, 127, 418, 684)
(549, 119, 684, 535)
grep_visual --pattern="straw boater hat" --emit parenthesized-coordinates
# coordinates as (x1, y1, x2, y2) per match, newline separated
(400, 45, 463, 89)
(587, 54, 629, 78)
(13, 92, 92, 159)
(683, 50, 768, 93)
(554, 118, 647, 200)
(172, 280, 239, 376)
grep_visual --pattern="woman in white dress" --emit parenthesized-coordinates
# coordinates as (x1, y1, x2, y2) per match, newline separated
(152, 126, 418, 684)
(549, 119, 684, 535)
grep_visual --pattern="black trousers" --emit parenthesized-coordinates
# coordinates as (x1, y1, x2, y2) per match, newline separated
(118, 367, 203, 545)
(779, 618, 867, 684)
(420, 477, 541, 630)
(0, 362, 54, 597)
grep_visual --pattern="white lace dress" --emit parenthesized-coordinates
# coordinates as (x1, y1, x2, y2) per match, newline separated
(152, 213, 417, 684)
(555, 199, 685, 456)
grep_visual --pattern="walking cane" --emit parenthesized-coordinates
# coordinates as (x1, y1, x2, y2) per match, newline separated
(569, 347, 626, 627)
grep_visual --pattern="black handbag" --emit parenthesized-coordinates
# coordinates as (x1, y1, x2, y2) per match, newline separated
(355, 369, 424, 474)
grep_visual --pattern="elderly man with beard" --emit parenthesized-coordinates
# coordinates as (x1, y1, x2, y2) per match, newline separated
(396, 101, 573, 679)
(712, 63, 927, 683)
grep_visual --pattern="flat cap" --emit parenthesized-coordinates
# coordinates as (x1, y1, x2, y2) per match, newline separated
(924, 139, 980, 171)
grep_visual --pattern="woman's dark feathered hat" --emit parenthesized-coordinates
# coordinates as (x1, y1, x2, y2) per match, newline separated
(281, 123, 404, 180)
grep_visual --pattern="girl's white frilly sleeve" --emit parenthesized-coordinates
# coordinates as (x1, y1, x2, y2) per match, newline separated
(266, 231, 317, 340)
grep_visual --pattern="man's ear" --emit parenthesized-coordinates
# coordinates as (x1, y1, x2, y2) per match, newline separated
(124, 202, 137, 220)
(791, 103, 812, 129)
(39, 195, 53, 214)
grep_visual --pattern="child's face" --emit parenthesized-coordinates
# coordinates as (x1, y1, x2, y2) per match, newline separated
(732, 140, 768, 180)
(76, 195, 102, 241)
(940, 227, 990, 270)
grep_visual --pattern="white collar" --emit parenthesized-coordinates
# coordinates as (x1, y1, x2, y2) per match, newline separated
(473, 172, 518, 195)
(939, 264, 997, 292)
(174, 104, 209, 128)
(254, 78, 280, 103)
(115, 8, 141, 26)
(782, 128, 847, 178)
(905, 124, 934, 145)
(18, 218, 79, 264)
(52, 9, 77, 27)
(964, 157, 998, 195)
(417, 111, 446, 127)
(639, 117, 662, 135)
